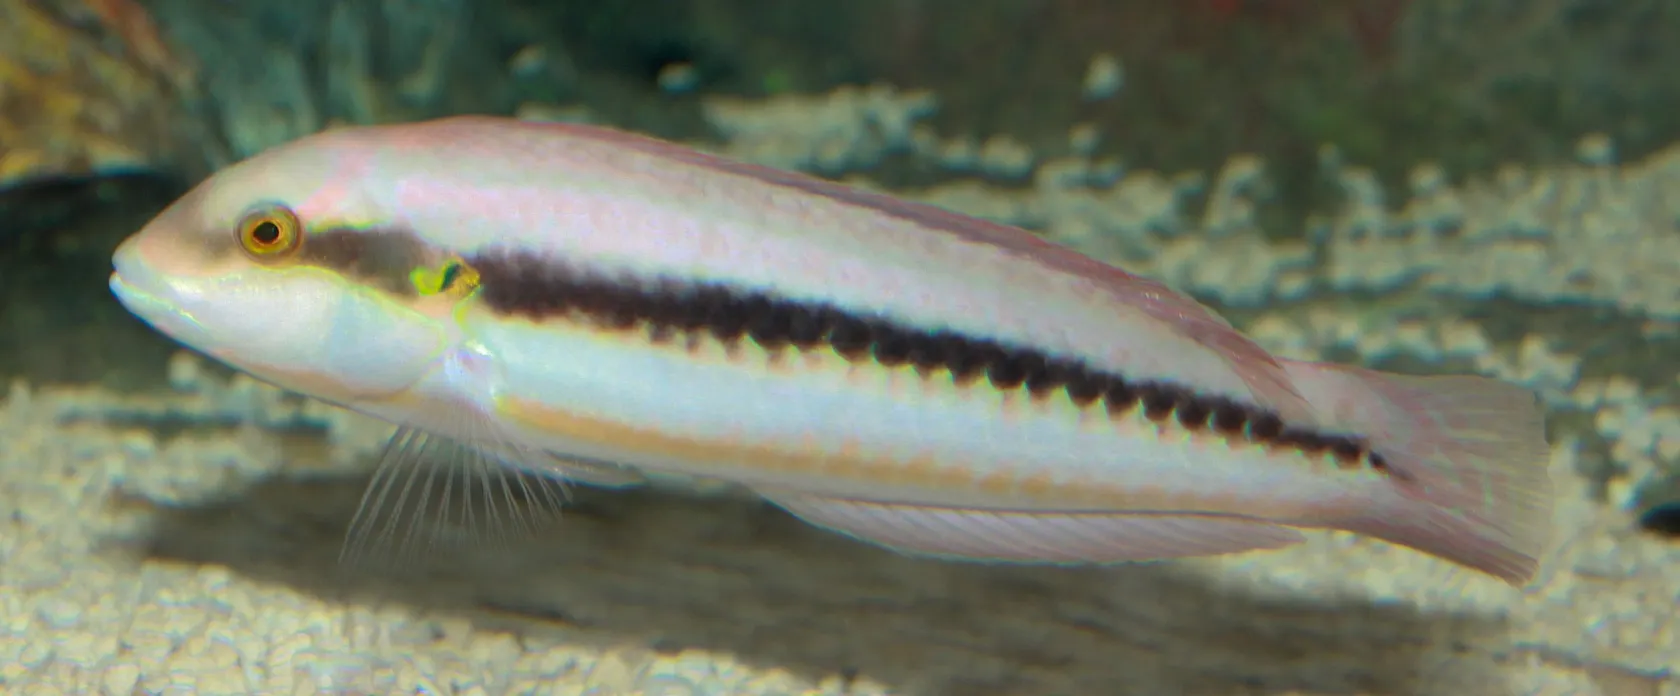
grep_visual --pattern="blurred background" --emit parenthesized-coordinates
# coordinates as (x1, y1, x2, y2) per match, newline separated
(1, 1, 1677, 694)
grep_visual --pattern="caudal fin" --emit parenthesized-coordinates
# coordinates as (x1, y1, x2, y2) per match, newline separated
(1285, 362, 1554, 586)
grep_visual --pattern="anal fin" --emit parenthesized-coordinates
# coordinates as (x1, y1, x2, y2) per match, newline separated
(467, 438, 647, 489)
(520, 450, 648, 489)
(761, 492, 1305, 564)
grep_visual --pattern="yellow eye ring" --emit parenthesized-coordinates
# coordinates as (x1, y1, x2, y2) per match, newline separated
(236, 204, 303, 259)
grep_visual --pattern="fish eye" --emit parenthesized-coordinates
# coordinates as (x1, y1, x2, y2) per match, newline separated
(236, 204, 303, 260)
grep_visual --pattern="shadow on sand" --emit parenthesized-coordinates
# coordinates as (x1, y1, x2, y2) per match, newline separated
(125, 470, 1514, 695)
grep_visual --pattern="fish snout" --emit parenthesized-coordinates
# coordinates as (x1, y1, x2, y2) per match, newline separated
(109, 232, 220, 347)
(109, 232, 180, 301)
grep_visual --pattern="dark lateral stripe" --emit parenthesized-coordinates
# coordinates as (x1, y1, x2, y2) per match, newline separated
(299, 227, 434, 295)
(466, 248, 1389, 473)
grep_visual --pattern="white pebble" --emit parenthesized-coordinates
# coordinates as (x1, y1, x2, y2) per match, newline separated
(657, 63, 701, 94)
(1068, 122, 1101, 155)
(1438, 321, 1490, 357)
(507, 45, 547, 77)
(1408, 162, 1447, 196)
(1603, 377, 1642, 404)
(1082, 53, 1123, 100)
(100, 663, 141, 696)
(978, 135, 1035, 178)
(166, 352, 202, 392)
(1576, 132, 1615, 166)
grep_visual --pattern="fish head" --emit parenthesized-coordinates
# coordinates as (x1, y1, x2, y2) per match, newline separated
(109, 130, 464, 406)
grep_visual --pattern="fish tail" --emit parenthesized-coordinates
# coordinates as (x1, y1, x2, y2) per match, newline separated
(1285, 361, 1555, 586)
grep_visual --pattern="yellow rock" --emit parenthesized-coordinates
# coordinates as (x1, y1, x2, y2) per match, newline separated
(0, 0, 191, 189)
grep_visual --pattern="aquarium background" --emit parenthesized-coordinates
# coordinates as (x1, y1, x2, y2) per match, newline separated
(0, 1, 1676, 694)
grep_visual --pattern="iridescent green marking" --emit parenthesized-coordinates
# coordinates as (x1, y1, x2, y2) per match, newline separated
(411, 258, 480, 296)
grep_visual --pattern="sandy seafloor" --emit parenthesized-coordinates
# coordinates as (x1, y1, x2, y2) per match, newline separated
(2, 84, 1680, 695)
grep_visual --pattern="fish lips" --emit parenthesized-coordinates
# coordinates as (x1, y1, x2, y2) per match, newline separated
(108, 262, 217, 350)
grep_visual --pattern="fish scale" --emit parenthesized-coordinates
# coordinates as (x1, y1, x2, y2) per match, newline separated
(464, 299, 1367, 516)
(108, 115, 1554, 586)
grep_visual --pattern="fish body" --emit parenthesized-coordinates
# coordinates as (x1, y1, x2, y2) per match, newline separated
(108, 116, 1553, 584)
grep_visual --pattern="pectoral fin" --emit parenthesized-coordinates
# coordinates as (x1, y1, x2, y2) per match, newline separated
(760, 492, 1304, 563)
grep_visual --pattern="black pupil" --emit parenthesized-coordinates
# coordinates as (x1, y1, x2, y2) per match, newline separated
(251, 220, 282, 245)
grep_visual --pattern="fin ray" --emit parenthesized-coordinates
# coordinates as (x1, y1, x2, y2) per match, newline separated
(339, 421, 573, 567)
(1285, 362, 1554, 585)
(761, 492, 1305, 563)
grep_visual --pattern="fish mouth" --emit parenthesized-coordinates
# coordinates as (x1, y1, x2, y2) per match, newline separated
(110, 236, 163, 293)
(109, 240, 215, 347)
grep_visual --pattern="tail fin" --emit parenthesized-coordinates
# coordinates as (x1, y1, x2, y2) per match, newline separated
(1285, 361, 1554, 586)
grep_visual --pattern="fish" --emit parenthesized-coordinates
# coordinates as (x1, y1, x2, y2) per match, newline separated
(107, 115, 1554, 584)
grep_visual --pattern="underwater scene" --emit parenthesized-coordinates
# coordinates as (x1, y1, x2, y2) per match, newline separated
(0, 1, 1677, 694)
